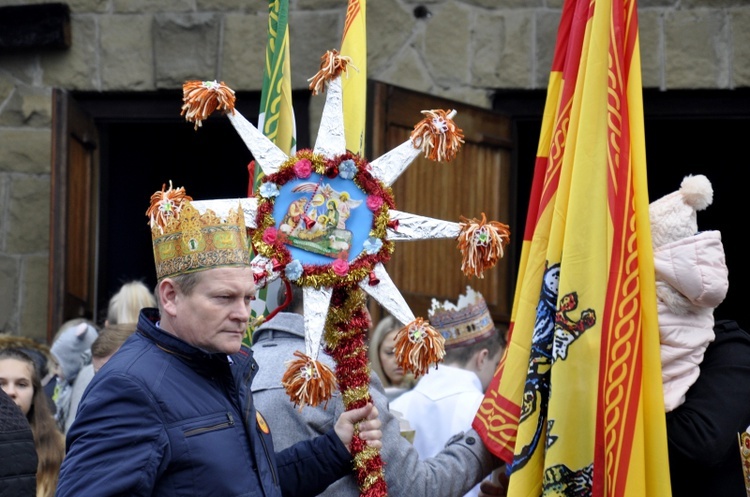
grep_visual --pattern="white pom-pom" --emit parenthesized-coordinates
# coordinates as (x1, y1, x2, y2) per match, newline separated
(680, 174, 713, 211)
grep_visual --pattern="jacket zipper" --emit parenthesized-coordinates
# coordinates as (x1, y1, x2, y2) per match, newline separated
(256, 422, 278, 486)
(184, 412, 234, 437)
(244, 364, 278, 486)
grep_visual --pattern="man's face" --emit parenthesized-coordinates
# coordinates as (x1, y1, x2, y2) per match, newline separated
(165, 267, 254, 354)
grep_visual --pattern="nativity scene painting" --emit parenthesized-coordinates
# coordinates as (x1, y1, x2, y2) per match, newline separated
(275, 174, 368, 261)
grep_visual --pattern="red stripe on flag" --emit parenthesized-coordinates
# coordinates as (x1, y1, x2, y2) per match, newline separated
(342, 0, 361, 41)
(594, 1, 645, 494)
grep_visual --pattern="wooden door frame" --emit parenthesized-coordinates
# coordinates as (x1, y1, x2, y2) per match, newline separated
(367, 81, 516, 326)
(49, 89, 99, 340)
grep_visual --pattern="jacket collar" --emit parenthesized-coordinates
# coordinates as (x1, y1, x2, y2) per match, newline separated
(137, 308, 237, 372)
(253, 312, 305, 342)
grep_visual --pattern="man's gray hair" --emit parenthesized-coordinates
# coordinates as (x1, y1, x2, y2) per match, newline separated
(155, 271, 204, 312)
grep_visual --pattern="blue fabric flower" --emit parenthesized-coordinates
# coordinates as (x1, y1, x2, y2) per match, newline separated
(339, 159, 357, 180)
(363, 237, 383, 255)
(259, 182, 280, 198)
(285, 259, 303, 281)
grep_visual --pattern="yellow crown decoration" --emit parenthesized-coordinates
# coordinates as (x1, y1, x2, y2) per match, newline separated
(146, 182, 249, 280)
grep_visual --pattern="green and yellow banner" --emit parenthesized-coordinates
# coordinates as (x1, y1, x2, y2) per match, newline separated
(248, 0, 297, 340)
(258, 0, 296, 159)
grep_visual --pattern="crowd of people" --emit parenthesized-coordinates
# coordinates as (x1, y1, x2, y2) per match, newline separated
(251, 283, 500, 496)
(0, 279, 153, 496)
(0, 175, 748, 497)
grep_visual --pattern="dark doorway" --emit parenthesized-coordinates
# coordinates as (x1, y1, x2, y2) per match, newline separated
(494, 88, 750, 332)
(51, 88, 749, 333)
(100, 119, 252, 307)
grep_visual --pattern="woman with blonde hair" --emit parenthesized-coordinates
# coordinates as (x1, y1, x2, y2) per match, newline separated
(106, 280, 157, 326)
(368, 314, 416, 402)
(0, 347, 65, 497)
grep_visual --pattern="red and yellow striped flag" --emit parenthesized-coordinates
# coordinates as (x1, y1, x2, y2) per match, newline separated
(472, 0, 671, 495)
(340, 0, 366, 154)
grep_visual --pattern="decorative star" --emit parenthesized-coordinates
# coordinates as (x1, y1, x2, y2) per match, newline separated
(182, 51, 510, 497)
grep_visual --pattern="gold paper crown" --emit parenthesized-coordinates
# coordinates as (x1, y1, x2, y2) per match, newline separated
(146, 182, 250, 280)
(428, 286, 496, 350)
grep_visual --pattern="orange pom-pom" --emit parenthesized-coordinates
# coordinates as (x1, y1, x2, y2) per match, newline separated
(145, 181, 193, 233)
(393, 318, 445, 378)
(307, 49, 354, 95)
(457, 213, 511, 278)
(281, 351, 337, 409)
(181, 80, 236, 130)
(410, 109, 465, 162)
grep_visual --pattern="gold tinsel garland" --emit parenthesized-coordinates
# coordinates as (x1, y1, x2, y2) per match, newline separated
(324, 285, 387, 496)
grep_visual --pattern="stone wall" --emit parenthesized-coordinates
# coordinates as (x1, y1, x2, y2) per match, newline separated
(1, 0, 748, 341)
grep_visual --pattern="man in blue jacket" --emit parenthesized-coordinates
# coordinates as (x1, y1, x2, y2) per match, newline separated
(56, 185, 381, 497)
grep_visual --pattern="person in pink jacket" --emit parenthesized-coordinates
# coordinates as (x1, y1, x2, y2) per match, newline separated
(649, 174, 728, 412)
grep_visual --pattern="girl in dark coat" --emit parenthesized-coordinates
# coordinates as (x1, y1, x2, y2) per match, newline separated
(0, 348, 65, 497)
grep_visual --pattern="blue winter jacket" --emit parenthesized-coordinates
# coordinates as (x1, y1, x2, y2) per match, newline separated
(56, 308, 351, 497)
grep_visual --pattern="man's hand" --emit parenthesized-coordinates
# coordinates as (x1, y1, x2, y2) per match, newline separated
(479, 466, 509, 496)
(334, 403, 382, 453)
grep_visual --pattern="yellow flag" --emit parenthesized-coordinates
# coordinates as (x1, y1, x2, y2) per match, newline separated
(340, 0, 366, 154)
(472, 0, 672, 495)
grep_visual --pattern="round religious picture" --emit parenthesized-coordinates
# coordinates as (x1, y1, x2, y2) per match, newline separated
(254, 150, 393, 286)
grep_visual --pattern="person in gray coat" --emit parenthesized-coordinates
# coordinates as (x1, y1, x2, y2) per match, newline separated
(251, 283, 504, 497)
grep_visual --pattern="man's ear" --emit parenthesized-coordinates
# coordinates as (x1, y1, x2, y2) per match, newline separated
(158, 279, 179, 318)
(471, 348, 490, 371)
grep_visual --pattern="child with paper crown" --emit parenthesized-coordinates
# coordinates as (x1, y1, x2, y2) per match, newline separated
(649, 174, 728, 412)
(391, 286, 507, 497)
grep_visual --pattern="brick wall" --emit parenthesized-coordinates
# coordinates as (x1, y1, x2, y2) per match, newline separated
(0, 0, 748, 340)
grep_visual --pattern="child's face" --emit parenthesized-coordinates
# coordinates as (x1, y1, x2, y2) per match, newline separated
(0, 358, 35, 416)
(379, 330, 404, 386)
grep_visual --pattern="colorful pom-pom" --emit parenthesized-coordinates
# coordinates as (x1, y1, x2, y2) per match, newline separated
(393, 318, 445, 378)
(410, 109, 465, 162)
(457, 213, 511, 278)
(181, 80, 236, 130)
(145, 181, 192, 233)
(281, 351, 338, 409)
(307, 49, 354, 96)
